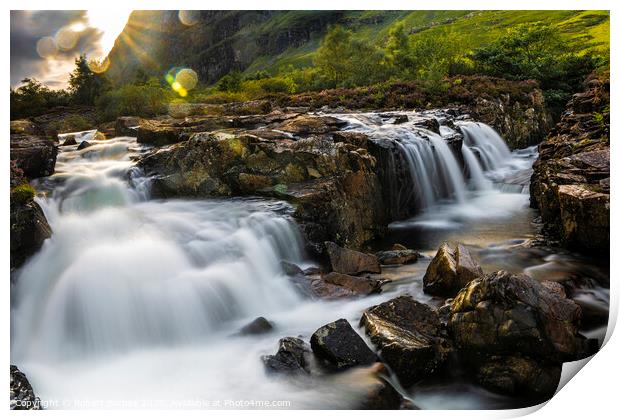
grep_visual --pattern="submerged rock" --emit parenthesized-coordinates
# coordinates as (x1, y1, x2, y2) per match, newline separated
(423, 243, 483, 297)
(61, 135, 77, 146)
(325, 242, 381, 275)
(360, 295, 449, 386)
(239, 317, 274, 335)
(262, 337, 312, 375)
(310, 319, 377, 370)
(10, 365, 40, 410)
(77, 140, 92, 150)
(375, 249, 420, 265)
(281, 260, 303, 276)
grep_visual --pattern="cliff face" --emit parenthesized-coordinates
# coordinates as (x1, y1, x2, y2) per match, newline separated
(530, 74, 610, 254)
(106, 11, 353, 84)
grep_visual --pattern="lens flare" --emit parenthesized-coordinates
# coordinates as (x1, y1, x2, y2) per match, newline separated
(175, 68, 198, 90)
(36, 36, 58, 58)
(178, 10, 200, 26)
(88, 57, 110, 73)
(55, 27, 79, 51)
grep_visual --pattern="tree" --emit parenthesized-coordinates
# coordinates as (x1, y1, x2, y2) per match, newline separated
(68, 55, 108, 105)
(385, 23, 415, 78)
(10, 78, 70, 119)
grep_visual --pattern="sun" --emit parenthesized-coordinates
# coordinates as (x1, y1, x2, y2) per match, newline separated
(87, 9, 133, 56)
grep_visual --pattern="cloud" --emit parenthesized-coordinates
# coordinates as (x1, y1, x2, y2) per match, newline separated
(10, 10, 104, 88)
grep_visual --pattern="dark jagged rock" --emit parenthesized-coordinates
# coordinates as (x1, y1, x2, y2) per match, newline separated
(324, 242, 381, 275)
(77, 140, 92, 150)
(376, 249, 420, 265)
(239, 317, 274, 335)
(322, 272, 383, 295)
(310, 319, 377, 370)
(448, 270, 596, 396)
(10, 365, 40, 410)
(61, 135, 77, 146)
(423, 243, 483, 297)
(530, 74, 609, 254)
(10, 134, 58, 179)
(10, 196, 52, 271)
(360, 295, 450, 386)
(262, 337, 311, 375)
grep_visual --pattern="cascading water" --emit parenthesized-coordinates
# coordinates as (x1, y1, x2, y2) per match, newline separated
(10, 114, 608, 410)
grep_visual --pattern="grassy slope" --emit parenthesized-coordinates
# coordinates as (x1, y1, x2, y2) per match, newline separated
(243, 10, 609, 76)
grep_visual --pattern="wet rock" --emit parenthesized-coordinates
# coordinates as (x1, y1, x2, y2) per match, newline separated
(77, 141, 92, 150)
(262, 337, 311, 375)
(392, 115, 408, 124)
(392, 243, 408, 251)
(541, 281, 566, 299)
(10, 197, 52, 271)
(137, 120, 184, 146)
(10, 365, 40, 410)
(281, 261, 303, 276)
(61, 135, 77, 146)
(115, 116, 142, 136)
(357, 364, 410, 409)
(360, 295, 450, 386)
(303, 266, 321, 276)
(332, 131, 369, 148)
(275, 115, 346, 136)
(239, 317, 274, 335)
(10, 134, 57, 179)
(310, 319, 377, 370)
(325, 242, 381, 275)
(476, 356, 561, 398)
(322, 272, 383, 295)
(423, 243, 483, 297)
(449, 270, 593, 363)
(376, 249, 420, 265)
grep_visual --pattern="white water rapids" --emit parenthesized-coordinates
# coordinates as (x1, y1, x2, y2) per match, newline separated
(10, 115, 608, 409)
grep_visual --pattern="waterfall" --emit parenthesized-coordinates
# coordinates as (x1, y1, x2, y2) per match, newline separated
(11, 135, 306, 364)
(458, 122, 512, 171)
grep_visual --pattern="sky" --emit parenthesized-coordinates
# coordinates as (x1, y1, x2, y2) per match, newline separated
(10, 10, 132, 89)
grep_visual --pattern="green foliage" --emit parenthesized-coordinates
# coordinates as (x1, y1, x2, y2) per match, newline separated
(96, 82, 172, 120)
(314, 25, 387, 88)
(11, 184, 36, 205)
(216, 71, 243, 92)
(46, 115, 93, 133)
(472, 23, 600, 110)
(10, 78, 70, 119)
(68, 55, 109, 105)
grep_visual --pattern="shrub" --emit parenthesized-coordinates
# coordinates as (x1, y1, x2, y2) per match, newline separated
(11, 184, 36, 205)
(96, 83, 172, 120)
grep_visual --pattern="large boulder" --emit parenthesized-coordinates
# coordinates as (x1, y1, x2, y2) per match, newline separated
(10, 134, 58, 179)
(137, 120, 185, 146)
(530, 75, 609, 254)
(10, 365, 40, 410)
(262, 337, 312, 375)
(449, 270, 593, 362)
(325, 242, 381, 275)
(310, 319, 377, 370)
(360, 296, 450, 386)
(423, 243, 483, 297)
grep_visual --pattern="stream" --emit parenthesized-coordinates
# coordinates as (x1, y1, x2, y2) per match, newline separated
(10, 113, 609, 409)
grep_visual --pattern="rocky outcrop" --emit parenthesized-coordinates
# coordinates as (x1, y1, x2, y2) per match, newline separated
(262, 337, 312, 375)
(448, 270, 595, 396)
(139, 126, 388, 250)
(310, 319, 377, 370)
(10, 365, 40, 410)
(360, 296, 450, 386)
(10, 134, 57, 179)
(530, 75, 609, 254)
(423, 243, 483, 297)
(325, 242, 381, 275)
(10, 197, 52, 271)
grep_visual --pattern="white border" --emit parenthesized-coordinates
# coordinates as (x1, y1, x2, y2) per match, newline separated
(3, 1, 617, 419)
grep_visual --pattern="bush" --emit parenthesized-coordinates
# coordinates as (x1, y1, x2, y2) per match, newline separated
(11, 184, 36, 205)
(10, 79, 70, 120)
(96, 83, 172, 120)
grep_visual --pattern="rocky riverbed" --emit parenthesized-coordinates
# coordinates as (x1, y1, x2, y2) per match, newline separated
(9, 78, 609, 409)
